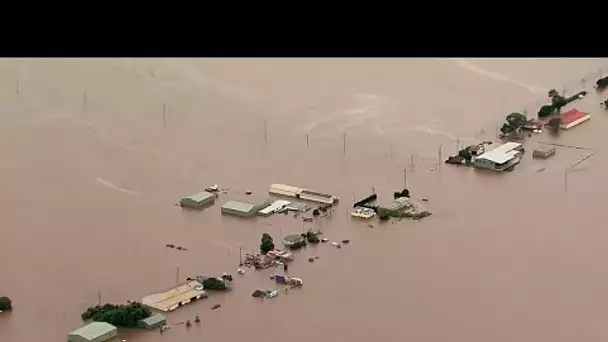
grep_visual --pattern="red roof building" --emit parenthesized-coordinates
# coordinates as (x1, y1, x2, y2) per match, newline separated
(560, 109, 591, 130)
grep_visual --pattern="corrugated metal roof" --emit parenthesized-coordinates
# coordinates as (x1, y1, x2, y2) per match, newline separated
(183, 191, 214, 203)
(475, 142, 522, 164)
(259, 200, 291, 215)
(69, 322, 117, 340)
(222, 200, 257, 213)
(142, 281, 206, 312)
(140, 313, 166, 325)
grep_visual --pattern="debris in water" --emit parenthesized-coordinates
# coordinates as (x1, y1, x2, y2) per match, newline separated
(237, 268, 245, 274)
(331, 242, 340, 247)
(341, 239, 350, 244)
(368, 224, 374, 228)
(211, 304, 221, 310)
(206, 184, 219, 192)
(421, 198, 429, 202)
(315, 256, 319, 259)
(194, 314, 201, 324)
(537, 167, 546, 172)
(186, 320, 192, 328)
(245, 190, 252, 195)
(321, 238, 329, 243)
(308, 257, 315, 263)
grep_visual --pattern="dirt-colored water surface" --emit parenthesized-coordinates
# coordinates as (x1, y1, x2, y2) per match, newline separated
(2, 58, 608, 342)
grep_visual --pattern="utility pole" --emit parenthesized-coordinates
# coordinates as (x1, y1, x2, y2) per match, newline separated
(263, 120, 268, 143)
(163, 103, 167, 129)
(83, 92, 88, 113)
(403, 168, 407, 188)
(306, 134, 309, 148)
(342, 132, 347, 155)
(239, 247, 243, 266)
(97, 291, 102, 306)
(456, 138, 460, 153)
(438, 144, 443, 170)
(16, 80, 20, 98)
(176, 265, 180, 285)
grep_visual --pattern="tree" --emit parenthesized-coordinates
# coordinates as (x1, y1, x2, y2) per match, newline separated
(501, 112, 527, 134)
(81, 302, 151, 328)
(202, 277, 227, 291)
(548, 117, 561, 135)
(303, 231, 320, 244)
(538, 104, 557, 118)
(260, 233, 275, 254)
(0, 297, 12, 311)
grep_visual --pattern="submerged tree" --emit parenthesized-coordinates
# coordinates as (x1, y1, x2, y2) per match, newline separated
(0, 297, 12, 311)
(548, 117, 561, 135)
(81, 302, 151, 328)
(260, 233, 275, 254)
(202, 277, 227, 291)
(501, 112, 527, 134)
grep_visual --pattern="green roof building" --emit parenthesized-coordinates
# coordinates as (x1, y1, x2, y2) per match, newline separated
(68, 322, 118, 342)
(221, 200, 261, 217)
(138, 313, 167, 329)
(180, 191, 216, 209)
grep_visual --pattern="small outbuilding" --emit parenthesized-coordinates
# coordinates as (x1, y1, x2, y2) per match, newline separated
(221, 200, 260, 217)
(138, 313, 166, 329)
(283, 234, 305, 247)
(180, 191, 216, 209)
(533, 146, 556, 159)
(68, 322, 118, 342)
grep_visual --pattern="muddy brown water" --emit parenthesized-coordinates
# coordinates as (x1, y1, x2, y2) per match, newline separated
(1, 58, 608, 342)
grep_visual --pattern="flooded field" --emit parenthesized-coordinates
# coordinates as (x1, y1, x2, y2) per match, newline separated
(1, 58, 608, 342)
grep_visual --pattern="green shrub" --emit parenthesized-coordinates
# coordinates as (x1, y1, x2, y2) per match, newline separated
(260, 233, 275, 254)
(202, 277, 226, 291)
(0, 297, 12, 311)
(81, 302, 151, 328)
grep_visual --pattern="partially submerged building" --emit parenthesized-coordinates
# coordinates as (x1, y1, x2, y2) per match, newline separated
(472, 142, 523, 171)
(138, 313, 167, 329)
(221, 200, 261, 217)
(283, 234, 305, 247)
(258, 200, 292, 216)
(560, 108, 590, 130)
(180, 191, 216, 209)
(142, 281, 207, 312)
(269, 184, 302, 198)
(269, 184, 339, 205)
(68, 322, 118, 342)
(533, 145, 556, 159)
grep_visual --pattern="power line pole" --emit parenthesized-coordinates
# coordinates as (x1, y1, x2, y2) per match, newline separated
(83, 92, 88, 113)
(263, 120, 268, 143)
(16, 80, 20, 98)
(342, 132, 347, 155)
(176, 265, 180, 285)
(163, 103, 167, 129)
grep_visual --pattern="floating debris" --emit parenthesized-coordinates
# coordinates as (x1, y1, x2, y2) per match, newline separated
(186, 320, 192, 328)
(206, 184, 219, 192)
(308, 257, 315, 263)
(211, 304, 221, 310)
(341, 239, 350, 244)
(245, 190, 252, 195)
(421, 198, 429, 202)
(237, 268, 245, 275)
(321, 238, 329, 243)
(194, 314, 200, 324)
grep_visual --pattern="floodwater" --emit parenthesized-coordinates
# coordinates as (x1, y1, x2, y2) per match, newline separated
(1, 58, 608, 342)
